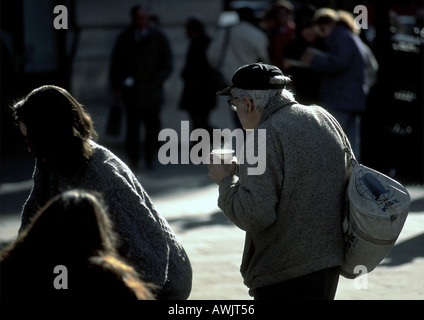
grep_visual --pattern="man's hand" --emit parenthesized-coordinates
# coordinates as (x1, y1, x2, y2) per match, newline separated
(207, 154, 237, 185)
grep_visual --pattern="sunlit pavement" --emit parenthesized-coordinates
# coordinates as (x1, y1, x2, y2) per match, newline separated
(1, 169, 423, 300)
(1, 99, 423, 300)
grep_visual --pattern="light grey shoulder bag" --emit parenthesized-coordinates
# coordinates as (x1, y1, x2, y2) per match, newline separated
(340, 136, 411, 279)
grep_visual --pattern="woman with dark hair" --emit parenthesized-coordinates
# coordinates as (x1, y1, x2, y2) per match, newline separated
(0, 190, 154, 299)
(11, 85, 192, 299)
(14, 85, 97, 171)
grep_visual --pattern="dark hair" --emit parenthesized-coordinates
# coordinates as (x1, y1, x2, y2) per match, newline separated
(12, 85, 97, 172)
(237, 7, 256, 25)
(185, 17, 205, 34)
(15, 190, 117, 257)
(294, 4, 317, 31)
(0, 190, 154, 299)
(130, 5, 145, 20)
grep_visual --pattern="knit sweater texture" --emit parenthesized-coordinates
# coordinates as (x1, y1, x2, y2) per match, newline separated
(20, 141, 192, 299)
(218, 102, 350, 296)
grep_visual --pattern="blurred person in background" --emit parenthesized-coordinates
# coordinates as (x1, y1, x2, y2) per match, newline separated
(263, 0, 296, 71)
(283, 4, 326, 105)
(110, 5, 173, 169)
(208, 7, 269, 86)
(179, 17, 216, 135)
(300, 8, 374, 161)
(208, 6, 269, 128)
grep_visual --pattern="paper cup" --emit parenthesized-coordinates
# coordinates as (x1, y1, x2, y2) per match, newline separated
(211, 149, 235, 163)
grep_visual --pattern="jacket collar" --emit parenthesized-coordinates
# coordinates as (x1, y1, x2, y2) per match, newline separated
(259, 100, 297, 126)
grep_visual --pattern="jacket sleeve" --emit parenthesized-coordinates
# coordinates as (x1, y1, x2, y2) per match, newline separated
(217, 130, 282, 233)
(154, 31, 173, 86)
(104, 180, 170, 288)
(309, 28, 355, 74)
(109, 30, 134, 92)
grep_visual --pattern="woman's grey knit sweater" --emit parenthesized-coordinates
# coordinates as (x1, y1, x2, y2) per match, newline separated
(20, 141, 192, 299)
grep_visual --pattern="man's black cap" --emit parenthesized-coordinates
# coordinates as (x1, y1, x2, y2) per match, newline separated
(217, 63, 288, 96)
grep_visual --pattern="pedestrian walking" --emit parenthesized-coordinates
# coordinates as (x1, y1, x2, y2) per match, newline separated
(207, 63, 351, 300)
(208, 7, 269, 87)
(0, 190, 154, 299)
(11, 85, 192, 299)
(263, 0, 296, 71)
(300, 8, 370, 161)
(179, 17, 216, 135)
(282, 4, 326, 105)
(109, 5, 173, 169)
(208, 7, 269, 128)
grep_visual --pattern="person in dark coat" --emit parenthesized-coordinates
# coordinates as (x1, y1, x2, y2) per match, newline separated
(110, 5, 173, 169)
(179, 17, 216, 135)
(283, 4, 326, 106)
(300, 8, 368, 161)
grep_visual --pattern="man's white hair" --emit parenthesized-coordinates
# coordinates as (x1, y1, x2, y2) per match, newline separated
(232, 87, 295, 111)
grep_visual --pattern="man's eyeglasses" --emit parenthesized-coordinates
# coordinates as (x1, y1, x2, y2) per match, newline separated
(227, 97, 238, 112)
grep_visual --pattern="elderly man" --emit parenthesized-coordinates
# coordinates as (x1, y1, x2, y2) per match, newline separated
(207, 63, 351, 300)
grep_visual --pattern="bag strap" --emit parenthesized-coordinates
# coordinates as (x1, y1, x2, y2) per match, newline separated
(322, 111, 358, 228)
(337, 125, 355, 232)
(342, 135, 358, 168)
(326, 112, 358, 168)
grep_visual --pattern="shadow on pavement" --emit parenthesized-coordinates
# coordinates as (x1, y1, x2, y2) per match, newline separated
(410, 196, 424, 213)
(380, 232, 424, 267)
(167, 211, 233, 233)
(135, 163, 213, 198)
(101, 139, 214, 198)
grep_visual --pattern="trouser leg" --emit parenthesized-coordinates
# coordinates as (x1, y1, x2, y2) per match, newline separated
(253, 267, 340, 300)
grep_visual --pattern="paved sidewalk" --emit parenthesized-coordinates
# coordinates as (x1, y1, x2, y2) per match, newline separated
(1, 170, 423, 300)
(154, 184, 424, 300)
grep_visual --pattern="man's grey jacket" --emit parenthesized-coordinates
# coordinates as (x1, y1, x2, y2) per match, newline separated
(218, 101, 350, 296)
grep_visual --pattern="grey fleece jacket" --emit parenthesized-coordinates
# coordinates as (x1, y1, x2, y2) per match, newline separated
(20, 141, 192, 299)
(218, 101, 350, 296)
